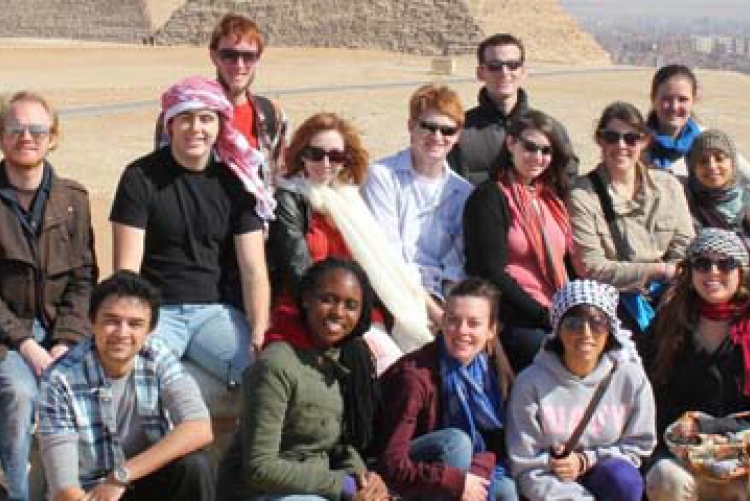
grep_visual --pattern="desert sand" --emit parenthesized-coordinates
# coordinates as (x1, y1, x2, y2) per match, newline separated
(2, 40, 749, 275)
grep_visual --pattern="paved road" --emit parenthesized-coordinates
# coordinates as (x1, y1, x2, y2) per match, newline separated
(59, 66, 643, 118)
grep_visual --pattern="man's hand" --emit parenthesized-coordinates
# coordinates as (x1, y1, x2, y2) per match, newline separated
(50, 343, 70, 361)
(353, 472, 390, 501)
(461, 472, 489, 501)
(19, 338, 53, 376)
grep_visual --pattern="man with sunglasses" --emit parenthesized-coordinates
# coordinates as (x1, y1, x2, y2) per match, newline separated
(0, 91, 97, 500)
(156, 14, 287, 186)
(448, 33, 577, 185)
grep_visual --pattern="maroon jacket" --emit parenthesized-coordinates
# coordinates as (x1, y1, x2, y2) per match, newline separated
(374, 341, 495, 499)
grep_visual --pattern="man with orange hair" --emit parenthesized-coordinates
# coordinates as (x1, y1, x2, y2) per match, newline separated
(209, 13, 287, 183)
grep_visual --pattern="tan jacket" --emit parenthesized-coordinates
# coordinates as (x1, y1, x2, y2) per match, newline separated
(0, 167, 97, 360)
(568, 163, 694, 291)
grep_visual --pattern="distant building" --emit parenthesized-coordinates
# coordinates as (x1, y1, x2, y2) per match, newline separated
(693, 35, 713, 53)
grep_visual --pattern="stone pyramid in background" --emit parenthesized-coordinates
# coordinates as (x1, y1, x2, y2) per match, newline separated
(155, 0, 610, 64)
(0, 0, 609, 64)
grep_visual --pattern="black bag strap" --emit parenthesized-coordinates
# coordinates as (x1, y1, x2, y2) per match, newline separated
(556, 361, 618, 457)
(587, 171, 629, 261)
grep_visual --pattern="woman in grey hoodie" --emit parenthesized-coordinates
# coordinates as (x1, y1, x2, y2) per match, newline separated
(506, 279, 656, 501)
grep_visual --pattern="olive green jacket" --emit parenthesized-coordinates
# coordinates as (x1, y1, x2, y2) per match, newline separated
(219, 341, 365, 500)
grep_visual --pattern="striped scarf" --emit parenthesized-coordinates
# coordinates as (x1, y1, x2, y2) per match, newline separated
(161, 76, 275, 221)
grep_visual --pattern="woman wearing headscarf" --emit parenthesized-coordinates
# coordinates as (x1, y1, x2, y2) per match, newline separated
(506, 280, 656, 501)
(685, 129, 750, 242)
(374, 278, 517, 500)
(646, 228, 750, 501)
(217, 258, 389, 501)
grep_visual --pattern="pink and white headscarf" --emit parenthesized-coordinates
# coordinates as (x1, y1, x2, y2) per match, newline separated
(161, 76, 276, 221)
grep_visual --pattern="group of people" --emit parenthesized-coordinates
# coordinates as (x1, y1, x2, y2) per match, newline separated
(0, 10, 749, 501)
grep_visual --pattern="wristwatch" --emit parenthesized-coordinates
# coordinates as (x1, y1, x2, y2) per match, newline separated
(112, 464, 131, 488)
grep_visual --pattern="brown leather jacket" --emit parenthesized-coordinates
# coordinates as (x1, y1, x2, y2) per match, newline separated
(0, 167, 97, 361)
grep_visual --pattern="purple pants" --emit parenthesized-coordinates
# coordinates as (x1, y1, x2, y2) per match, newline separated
(580, 458, 644, 501)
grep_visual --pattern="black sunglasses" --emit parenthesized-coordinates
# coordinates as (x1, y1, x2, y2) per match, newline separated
(483, 59, 524, 72)
(519, 137, 553, 156)
(418, 120, 459, 137)
(560, 314, 609, 336)
(302, 146, 348, 164)
(217, 48, 260, 64)
(598, 129, 644, 147)
(691, 256, 741, 273)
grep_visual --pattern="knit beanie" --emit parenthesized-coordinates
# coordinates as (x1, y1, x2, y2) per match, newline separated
(686, 129, 738, 177)
(687, 227, 749, 267)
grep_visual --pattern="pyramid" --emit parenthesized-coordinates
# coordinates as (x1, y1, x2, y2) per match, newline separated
(0, 0, 151, 43)
(154, 0, 609, 64)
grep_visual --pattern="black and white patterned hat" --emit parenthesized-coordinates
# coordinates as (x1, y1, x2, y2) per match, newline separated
(551, 279, 622, 341)
(687, 228, 749, 267)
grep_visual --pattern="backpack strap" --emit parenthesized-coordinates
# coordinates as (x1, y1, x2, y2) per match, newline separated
(587, 170, 629, 261)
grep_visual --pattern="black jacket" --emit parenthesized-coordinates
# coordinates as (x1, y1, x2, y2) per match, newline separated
(449, 88, 578, 186)
(267, 187, 313, 297)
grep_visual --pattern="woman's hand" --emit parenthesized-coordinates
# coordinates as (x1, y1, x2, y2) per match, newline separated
(353, 472, 390, 501)
(550, 446, 586, 482)
(461, 472, 489, 501)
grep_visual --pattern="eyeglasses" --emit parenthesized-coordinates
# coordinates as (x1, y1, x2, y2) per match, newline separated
(598, 129, 644, 147)
(691, 256, 741, 273)
(302, 145, 348, 164)
(216, 48, 260, 64)
(560, 314, 609, 336)
(418, 120, 459, 137)
(5, 123, 51, 140)
(482, 59, 524, 72)
(519, 137, 553, 156)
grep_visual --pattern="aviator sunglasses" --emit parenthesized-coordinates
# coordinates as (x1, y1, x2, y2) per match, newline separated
(418, 120, 459, 137)
(302, 145, 348, 164)
(518, 137, 553, 156)
(217, 48, 260, 64)
(560, 313, 609, 336)
(691, 256, 741, 274)
(483, 59, 524, 72)
(598, 129, 644, 147)
(5, 123, 51, 140)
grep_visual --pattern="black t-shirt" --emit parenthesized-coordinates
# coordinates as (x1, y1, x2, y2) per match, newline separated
(110, 148, 262, 306)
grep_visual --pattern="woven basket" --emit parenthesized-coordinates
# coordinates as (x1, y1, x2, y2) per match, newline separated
(665, 411, 750, 483)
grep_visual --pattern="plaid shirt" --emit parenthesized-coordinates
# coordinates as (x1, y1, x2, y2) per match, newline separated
(38, 337, 185, 489)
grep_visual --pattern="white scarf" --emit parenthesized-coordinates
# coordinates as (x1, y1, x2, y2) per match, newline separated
(279, 176, 433, 353)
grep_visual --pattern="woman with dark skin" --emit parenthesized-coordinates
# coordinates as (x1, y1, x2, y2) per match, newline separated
(217, 258, 389, 501)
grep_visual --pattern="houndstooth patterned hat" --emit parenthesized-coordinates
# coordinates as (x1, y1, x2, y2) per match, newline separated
(551, 279, 622, 341)
(687, 228, 749, 267)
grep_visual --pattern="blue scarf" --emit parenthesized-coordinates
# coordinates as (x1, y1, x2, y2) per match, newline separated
(439, 338, 503, 453)
(648, 116, 702, 169)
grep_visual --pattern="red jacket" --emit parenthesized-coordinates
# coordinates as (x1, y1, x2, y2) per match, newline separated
(374, 341, 495, 499)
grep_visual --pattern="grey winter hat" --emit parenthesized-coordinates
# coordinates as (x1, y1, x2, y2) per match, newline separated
(687, 227, 749, 267)
(686, 129, 738, 177)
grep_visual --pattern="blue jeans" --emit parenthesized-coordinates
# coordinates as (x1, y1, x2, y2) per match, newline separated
(580, 458, 643, 501)
(151, 304, 252, 385)
(0, 320, 47, 501)
(408, 428, 517, 501)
